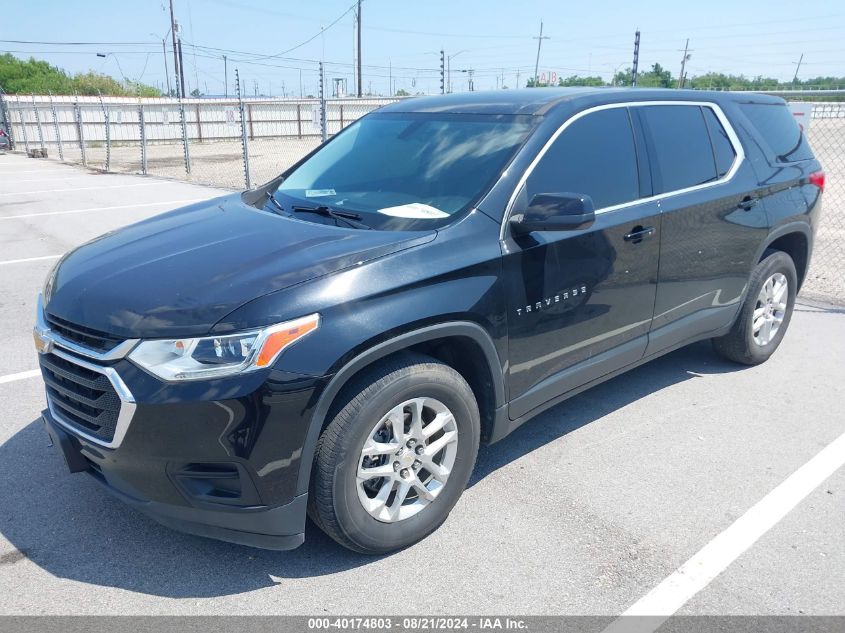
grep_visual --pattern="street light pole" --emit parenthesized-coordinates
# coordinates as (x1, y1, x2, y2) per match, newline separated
(447, 49, 467, 93)
(161, 38, 171, 96)
(151, 32, 173, 96)
(356, 0, 362, 97)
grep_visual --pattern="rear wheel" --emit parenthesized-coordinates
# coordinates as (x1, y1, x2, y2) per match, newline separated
(712, 250, 797, 365)
(308, 353, 480, 554)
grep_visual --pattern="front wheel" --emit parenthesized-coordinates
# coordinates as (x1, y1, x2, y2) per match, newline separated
(712, 250, 797, 365)
(308, 353, 480, 554)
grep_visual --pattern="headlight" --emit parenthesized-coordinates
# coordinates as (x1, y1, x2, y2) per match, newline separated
(128, 314, 319, 381)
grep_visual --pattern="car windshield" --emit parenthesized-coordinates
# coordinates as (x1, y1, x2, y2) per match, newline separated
(273, 112, 535, 230)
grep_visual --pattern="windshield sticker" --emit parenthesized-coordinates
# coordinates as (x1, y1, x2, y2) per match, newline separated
(305, 188, 336, 197)
(377, 203, 449, 219)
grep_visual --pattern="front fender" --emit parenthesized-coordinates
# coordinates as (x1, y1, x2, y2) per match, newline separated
(293, 320, 506, 496)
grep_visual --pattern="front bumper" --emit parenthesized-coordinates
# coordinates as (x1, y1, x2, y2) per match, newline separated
(43, 407, 309, 550)
(35, 293, 332, 550)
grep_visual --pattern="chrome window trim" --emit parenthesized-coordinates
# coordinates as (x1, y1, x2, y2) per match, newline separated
(43, 347, 137, 450)
(35, 294, 139, 361)
(500, 100, 745, 240)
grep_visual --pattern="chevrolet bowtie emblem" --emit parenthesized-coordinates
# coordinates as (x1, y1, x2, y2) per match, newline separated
(33, 328, 54, 355)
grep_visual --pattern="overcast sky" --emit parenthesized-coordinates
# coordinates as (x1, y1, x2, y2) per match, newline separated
(3, 0, 844, 96)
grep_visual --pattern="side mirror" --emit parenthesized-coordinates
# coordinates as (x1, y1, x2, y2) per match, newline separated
(509, 193, 596, 235)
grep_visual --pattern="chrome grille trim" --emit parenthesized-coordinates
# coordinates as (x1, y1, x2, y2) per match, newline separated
(44, 348, 136, 449)
(36, 294, 137, 449)
(35, 294, 138, 362)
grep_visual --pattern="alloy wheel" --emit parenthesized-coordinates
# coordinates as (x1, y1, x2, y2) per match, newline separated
(356, 397, 459, 523)
(753, 272, 788, 346)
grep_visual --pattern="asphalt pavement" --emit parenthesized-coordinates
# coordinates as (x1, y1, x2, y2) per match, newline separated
(0, 153, 842, 617)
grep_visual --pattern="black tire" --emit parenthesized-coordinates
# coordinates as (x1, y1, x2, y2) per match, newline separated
(712, 250, 797, 365)
(308, 352, 480, 554)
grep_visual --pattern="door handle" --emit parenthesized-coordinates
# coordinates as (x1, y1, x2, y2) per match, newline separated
(624, 226, 656, 243)
(738, 196, 759, 211)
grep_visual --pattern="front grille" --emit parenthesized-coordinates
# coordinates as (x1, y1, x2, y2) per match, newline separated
(39, 353, 121, 443)
(45, 313, 121, 352)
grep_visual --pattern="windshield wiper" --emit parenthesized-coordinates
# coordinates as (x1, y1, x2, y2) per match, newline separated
(265, 191, 287, 215)
(292, 205, 372, 230)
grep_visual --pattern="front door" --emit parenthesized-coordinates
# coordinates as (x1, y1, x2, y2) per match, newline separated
(502, 106, 660, 420)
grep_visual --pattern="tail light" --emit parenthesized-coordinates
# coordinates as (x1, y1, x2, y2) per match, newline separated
(809, 170, 825, 193)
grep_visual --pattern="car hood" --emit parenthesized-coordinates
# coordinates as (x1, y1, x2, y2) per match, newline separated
(45, 194, 435, 338)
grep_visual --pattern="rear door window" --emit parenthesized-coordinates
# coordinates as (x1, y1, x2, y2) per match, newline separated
(638, 105, 718, 194)
(526, 107, 640, 210)
(702, 107, 736, 177)
(740, 102, 813, 163)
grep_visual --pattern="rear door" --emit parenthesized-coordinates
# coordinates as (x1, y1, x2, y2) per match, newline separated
(502, 106, 661, 420)
(636, 103, 767, 354)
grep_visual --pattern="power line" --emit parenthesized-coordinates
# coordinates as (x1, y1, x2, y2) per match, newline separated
(181, 40, 439, 72)
(245, 1, 359, 61)
(0, 39, 153, 45)
(355, 25, 531, 39)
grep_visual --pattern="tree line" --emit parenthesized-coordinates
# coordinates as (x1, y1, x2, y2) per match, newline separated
(0, 54, 161, 96)
(527, 62, 845, 92)
(2, 53, 843, 98)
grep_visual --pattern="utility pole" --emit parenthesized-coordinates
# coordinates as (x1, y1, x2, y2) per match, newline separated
(440, 50, 445, 94)
(177, 35, 187, 97)
(631, 30, 640, 86)
(356, 0, 362, 97)
(532, 20, 549, 87)
(169, 0, 181, 97)
(223, 55, 228, 98)
(677, 38, 691, 89)
(467, 69, 475, 91)
(516, 69, 521, 89)
(389, 59, 392, 96)
(792, 53, 804, 83)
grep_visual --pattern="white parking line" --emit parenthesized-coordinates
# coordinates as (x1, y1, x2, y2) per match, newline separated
(0, 182, 174, 196)
(3, 176, 94, 183)
(0, 198, 206, 220)
(0, 369, 40, 385)
(0, 255, 60, 266)
(602, 429, 845, 633)
(0, 169, 80, 174)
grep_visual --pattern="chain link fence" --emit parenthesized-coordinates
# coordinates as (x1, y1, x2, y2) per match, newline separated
(800, 103, 844, 303)
(0, 93, 842, 304)
(0, 92, 397, 190)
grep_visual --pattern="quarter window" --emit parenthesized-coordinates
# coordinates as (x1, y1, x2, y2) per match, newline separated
(526, 108, 640, 210)
(740, 102, 813, 163)
(702, 107, 736, 177)
(638, 105, 718, 194)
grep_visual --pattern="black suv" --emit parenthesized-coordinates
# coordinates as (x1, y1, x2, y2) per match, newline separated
(36, 89, 824, 554)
